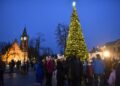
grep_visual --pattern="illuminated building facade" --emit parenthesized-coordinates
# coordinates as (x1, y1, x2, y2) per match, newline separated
(89, 39, 120, 60)
(2, 27, 29, 63)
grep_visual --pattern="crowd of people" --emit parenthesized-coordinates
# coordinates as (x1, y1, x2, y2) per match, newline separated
(0, 52, 120, 86)
(0, 53, 34, 86)
(7, 59, 30, 74)
(34, 54, 120, 86)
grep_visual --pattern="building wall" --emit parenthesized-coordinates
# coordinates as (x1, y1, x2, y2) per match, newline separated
(2, 42, 28, 63)
(89, 40, 120, 60)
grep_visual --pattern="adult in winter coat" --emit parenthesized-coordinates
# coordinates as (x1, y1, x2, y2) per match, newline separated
(35, 60, 44, 86)
(108, 64, 117, 86)
(67, 56, 83, 86)
(92, 55, 105, 75)
(85, 61, 94, 86)
(92, 54, 105, 86)
(56, 58, 65, 86)
(0, 53, 5, 86)
(115, 62, 120, 86)
(9, 59, 15, 73)
(45, 56, 55, 86)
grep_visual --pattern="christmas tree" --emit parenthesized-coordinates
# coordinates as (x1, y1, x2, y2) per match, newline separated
(64, 2, 88, 60)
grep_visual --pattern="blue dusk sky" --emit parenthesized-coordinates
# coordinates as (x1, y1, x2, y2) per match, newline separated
(0, 0, 120, 53)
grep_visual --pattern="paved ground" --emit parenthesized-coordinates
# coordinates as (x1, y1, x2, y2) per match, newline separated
(4, 69, 57, 86)
(4, 71, 36, 86)
(3, 70, 107, 86)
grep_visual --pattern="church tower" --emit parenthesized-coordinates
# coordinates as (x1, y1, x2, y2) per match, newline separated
(20, 27, 29, 61)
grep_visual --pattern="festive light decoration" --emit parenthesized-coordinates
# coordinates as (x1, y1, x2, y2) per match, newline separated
(103, 50, 110, 58)
(64, 2, 88, 60)
(72, 1, 76, 7)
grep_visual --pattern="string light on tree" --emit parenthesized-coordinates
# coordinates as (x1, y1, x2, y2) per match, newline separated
(65, 1, 88, 60)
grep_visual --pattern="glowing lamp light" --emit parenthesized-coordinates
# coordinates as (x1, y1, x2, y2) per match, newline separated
(72, 1, 76, 7)
(103, 50, 110, 58)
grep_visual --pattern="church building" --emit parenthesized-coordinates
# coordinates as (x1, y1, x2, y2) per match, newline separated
(2, 27, 29, 63)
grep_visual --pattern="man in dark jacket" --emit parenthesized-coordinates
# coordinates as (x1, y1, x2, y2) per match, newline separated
(67, 56, 83, 86)
(57, 58, 65, 86)
(0, 53, 5, 86)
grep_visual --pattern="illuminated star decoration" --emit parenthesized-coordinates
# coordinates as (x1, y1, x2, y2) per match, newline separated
(72, 1, 76, 7)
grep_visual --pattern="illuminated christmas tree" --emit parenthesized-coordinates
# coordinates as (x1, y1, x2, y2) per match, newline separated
(65, 2, 88, 60)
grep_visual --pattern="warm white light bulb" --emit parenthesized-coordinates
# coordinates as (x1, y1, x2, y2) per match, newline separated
(103, 50, 110, 58)
(72, 1, 76, 7)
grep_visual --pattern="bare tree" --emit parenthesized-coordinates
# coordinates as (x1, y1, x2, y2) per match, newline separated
(41, 47, 53, 56)
(0, 42, 11, 55)
(28, 33, 45, 61)
(35, 33, 45, 57)
(55, 23, 69, 54)
(28, 38, 37, 61)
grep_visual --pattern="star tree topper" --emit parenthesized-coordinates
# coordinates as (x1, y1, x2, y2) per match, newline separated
(72, 1, 76, 7)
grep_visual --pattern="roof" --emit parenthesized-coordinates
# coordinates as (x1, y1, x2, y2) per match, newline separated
(105, 39, 120, 46)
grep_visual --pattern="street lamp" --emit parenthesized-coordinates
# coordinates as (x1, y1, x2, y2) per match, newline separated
(103, 50, 110, 58)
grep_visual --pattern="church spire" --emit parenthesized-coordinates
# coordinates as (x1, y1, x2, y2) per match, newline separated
(22, 26, 28, 37)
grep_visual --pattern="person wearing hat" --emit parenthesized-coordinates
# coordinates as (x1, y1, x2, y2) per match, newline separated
(0, 52, 5, 86)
